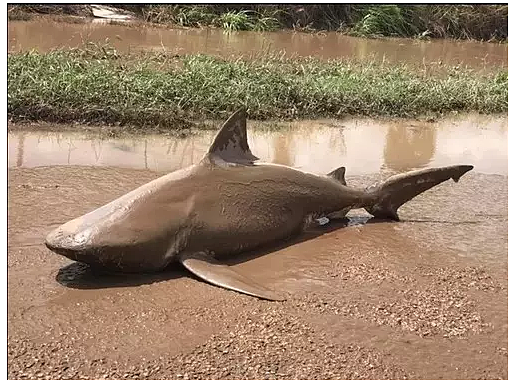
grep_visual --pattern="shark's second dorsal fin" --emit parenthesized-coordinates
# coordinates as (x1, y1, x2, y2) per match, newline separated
(327, 166, 347, 186)
(204, 108, 259, 166)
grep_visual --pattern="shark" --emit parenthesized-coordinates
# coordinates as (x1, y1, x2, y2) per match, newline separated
(45, 109, 473, 300)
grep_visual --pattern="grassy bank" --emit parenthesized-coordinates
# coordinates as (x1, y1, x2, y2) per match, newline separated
(8, 4, 508, 41)
(8, 48, 507, 130)
(141, 4, 508, 41)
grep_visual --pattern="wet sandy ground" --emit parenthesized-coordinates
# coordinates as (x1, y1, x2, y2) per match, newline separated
(8, 161, 507, 379)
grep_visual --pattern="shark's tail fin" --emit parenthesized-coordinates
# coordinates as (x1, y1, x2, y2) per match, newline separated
(364, 165, 473, 221)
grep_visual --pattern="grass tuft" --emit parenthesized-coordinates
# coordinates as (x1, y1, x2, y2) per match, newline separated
(351, 5, 418, 38)
(141, 5, 280, 32)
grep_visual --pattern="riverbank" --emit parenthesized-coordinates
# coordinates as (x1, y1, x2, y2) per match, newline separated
(7, 4, 508, 42)
(7, 47, 507, 131)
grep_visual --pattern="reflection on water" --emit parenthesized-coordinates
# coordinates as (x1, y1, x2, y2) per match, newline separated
(8, 114, 507, 176)
(15, 132, 26, 168)
(272, 135, 292, 166)
(383, 121, 436, 173)
(8, 19, 508, 69)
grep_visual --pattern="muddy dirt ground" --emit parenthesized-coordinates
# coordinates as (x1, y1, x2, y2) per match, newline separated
(7, 163, 507, 380)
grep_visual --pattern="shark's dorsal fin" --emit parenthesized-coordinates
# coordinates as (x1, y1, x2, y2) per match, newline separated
(204, 108, 259, 166)
(327, 166, 347, 186)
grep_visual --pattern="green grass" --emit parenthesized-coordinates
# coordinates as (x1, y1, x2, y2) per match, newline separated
(7, 47, 507, 130)
(138, 4, 507, 41)
(351, 5, 419, 38)
(8, 4, 507, 41)
(351, 4, 509, 41)
(141, 5, 281, 32)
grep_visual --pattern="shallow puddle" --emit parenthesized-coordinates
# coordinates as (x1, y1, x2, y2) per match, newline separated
(8, 114, 507, 176)
(8, 18, 508, 70)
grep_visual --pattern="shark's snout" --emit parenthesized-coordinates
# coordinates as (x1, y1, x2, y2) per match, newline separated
(45, 225, 93, 258)
(44, 220, 162, 273)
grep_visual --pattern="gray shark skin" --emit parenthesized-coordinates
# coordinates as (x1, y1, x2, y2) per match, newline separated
(45, 109, 473, 301)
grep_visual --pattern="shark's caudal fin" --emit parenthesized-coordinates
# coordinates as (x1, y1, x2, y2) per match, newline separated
(364, 165, 474, 221)
(203, 108, 259, 166)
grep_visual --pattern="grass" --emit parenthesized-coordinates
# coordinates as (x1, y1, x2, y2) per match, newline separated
(350, 5, 419, 38)
(7, 4, 92, 20)
(138, 4, 507, 41)
(141, 5, 281, 32)
(7, 47, 507, 130)
(346, 4, 508, 40)
(9, 4, 507, 41)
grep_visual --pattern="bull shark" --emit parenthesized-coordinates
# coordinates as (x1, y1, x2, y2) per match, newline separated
(45, 109, 473, 300)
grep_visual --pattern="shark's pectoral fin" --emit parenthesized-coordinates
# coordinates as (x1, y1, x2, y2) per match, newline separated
(179, 252, 284, 301)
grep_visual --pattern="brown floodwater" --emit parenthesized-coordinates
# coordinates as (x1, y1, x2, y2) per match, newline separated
(8, 18, 508, 69)
(8, 114, 507, 176)
(7, 114, 507, 378)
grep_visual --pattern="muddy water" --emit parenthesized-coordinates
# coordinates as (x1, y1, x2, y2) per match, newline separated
(8, 18, 508, 69)
(8, 114, 507, 175)
(7, 115, 508, 378)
